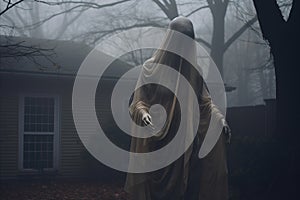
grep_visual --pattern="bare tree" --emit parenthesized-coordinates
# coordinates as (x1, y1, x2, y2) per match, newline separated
(0, 0, 132, 65)
(1, 0, 132, 39)
(150, 0, 258, 77)
(252, 0, 299, 198)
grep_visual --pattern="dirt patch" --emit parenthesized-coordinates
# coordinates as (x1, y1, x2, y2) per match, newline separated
(0, 180, 129, 200)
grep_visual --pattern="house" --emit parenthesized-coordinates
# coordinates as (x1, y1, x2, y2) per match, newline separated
(0, 36, 133, 180)
(0, 36, 277, 180)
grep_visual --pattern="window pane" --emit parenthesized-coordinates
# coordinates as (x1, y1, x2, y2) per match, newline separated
(23, 97, 55, 132)
(23, 134, 54, 169)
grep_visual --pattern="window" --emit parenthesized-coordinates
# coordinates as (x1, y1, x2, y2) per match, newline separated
(19, 95, 59, 170)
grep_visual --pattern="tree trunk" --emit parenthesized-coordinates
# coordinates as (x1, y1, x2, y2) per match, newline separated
(210, 11, 225, 76)
(253, 0, 300, 198)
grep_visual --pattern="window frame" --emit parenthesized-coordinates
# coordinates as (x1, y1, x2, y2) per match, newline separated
(18, 94, 60, 171)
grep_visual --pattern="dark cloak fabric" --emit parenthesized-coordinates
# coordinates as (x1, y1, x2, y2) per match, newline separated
(124, 16, 228, 200)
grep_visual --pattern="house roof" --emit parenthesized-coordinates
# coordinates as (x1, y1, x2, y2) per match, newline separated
(0, 36, 234, 90)
(0, 35, 135, 79)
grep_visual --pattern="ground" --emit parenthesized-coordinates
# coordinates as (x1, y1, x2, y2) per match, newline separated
(0, 180, 129, 200)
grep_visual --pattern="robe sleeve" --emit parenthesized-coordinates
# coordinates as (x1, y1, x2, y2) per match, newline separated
(199, 81, 226, 129)
(128, 79, 152, 126)
(129, 101, 150, 126)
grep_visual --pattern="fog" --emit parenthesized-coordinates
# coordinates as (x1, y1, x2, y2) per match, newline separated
(1, 0, 293, 107)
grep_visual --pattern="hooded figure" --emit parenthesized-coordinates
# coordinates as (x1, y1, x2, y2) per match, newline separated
(124, 16, 229, 200)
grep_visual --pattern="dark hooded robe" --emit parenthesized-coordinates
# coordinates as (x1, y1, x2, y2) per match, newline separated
(124, 16, 228, 200)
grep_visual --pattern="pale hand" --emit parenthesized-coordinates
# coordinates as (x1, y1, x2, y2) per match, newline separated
(142, 112, 153, 126)
(222, 118, 231, 144)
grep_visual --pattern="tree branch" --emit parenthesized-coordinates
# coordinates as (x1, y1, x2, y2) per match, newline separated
(185, 5, 209, 17)
(224, 15, 257, 52)
(253, 0, 286, 42)
(0, 0, 25, 15)
(152, 0, 169, 16)
(287, 0, 299, 24)
(34, 0, 131, 8)
(0, 37, 57, 69)
(195, 37, 211, 49)
(152, 0, 178, 20)
(78, 21, 166, 45)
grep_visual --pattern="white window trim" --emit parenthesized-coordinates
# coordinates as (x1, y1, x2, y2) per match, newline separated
(18, 94, 60, 171)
